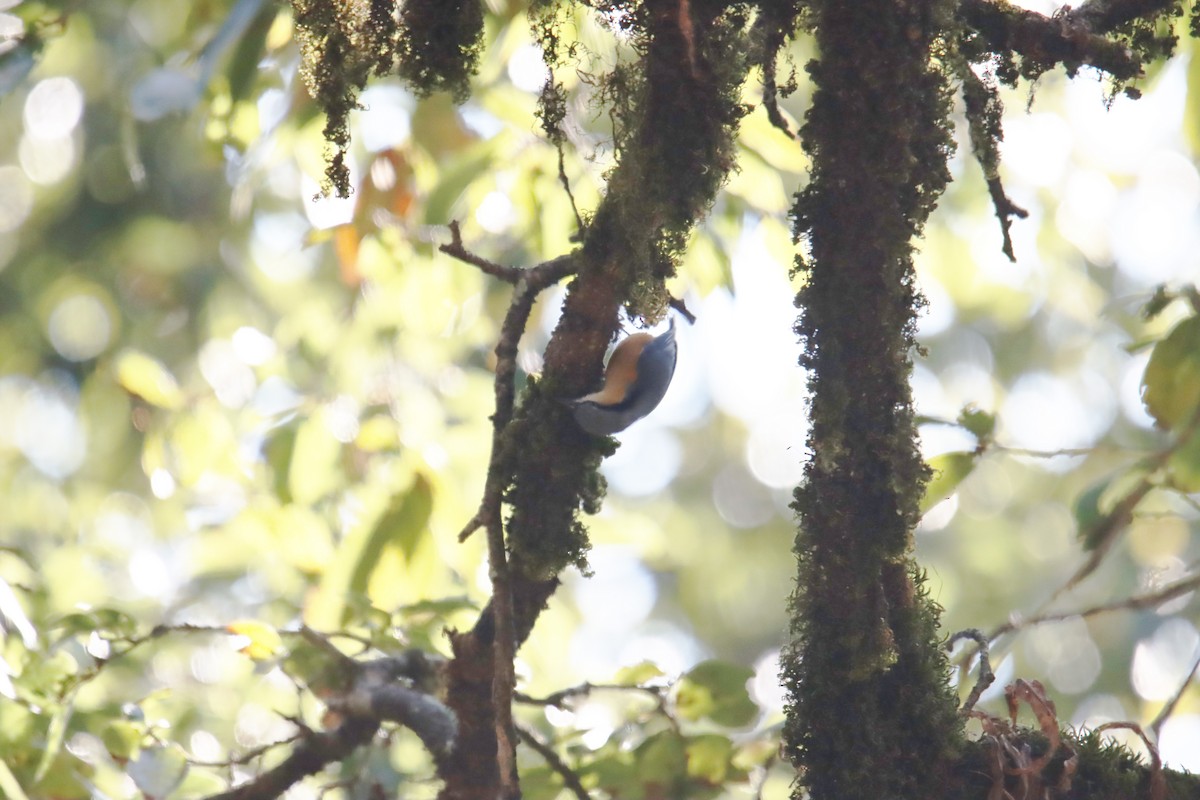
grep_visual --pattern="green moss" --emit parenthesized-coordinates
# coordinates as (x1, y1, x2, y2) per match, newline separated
(292, 0, 483, 195)
(781, 0, 963, 796)
(503, 379, 609, 578)
(291, 0, 398, 197)
(396, 0, 484, 102)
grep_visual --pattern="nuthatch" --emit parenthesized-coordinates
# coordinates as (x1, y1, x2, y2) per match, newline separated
(566, 319, 677, 435)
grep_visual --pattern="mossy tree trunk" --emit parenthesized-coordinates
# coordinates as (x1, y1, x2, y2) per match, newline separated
(779, 1, 964, 797)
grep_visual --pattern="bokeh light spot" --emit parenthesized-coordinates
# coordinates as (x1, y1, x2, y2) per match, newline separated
(712, 464, 774, 529)
(19, 132, 76, 185)
(508, 43, 549, 93)
(48, 293, 112, 361)
(0, 164, 34, 233)
(1131, 619, 1200, 701)
(1159, 715, 1200, 772)
(23, 76, 84, 139)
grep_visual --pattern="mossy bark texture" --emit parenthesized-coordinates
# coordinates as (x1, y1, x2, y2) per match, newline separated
(781, 1, 963, 797)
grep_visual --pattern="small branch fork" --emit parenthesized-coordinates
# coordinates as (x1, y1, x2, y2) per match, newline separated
(440, 221, 578, 797)
(441, 220, 577, 546)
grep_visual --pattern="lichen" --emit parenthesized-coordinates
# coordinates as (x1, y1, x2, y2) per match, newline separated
(291, 0, 398, 197)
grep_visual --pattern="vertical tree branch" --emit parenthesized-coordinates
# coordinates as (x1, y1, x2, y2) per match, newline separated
(781, 0, 963, 796)
(439, 3, 753, 796)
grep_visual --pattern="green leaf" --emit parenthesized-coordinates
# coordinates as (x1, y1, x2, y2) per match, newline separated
(306, 474, 433, 629)
(686, 734, 736, 784)
(675, 660, 757, 728)
(920, 451, 978, 514)
(515, 765, 561, 800)
(614, 660, 665, 686)
(1142, 315, 1200, 430)
(423, 139, 502, 224)
(288, 413, 344, 504)
(218, 0, 276, 103)
(114, 350, 184, 409)
(579, 751, 637, 794)
(31, 753, 90, 800)
(0, 576, 37, 648)
(51, 608, 138, 640)
(1168, 429, 1200, 492)
(1186, 42, 1200, 154)
(396, 596, 477, 618)
(361, 473, 434, 568)
(957, 405, 996, 444)
(732, 737, 778, 770)
(174, 768, 230, 796)
(1073, 469, 1150, 550)
(263, 422, 299, 503)
(33, 701, 71, 784)
(281, 640, 355, 697)
(638, 730, 687, 786)
(101, 720, 143, 763)
(1072, 478, 1109, 535)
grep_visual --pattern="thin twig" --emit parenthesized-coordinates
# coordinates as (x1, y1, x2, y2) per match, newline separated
(668, 295, 697, 325)
(517, 680, 668, 708)
(456, 248, 577, 542)
(188, 734, 303, 769)
(516, 724, 592, 800)
(760, 47, 793, 138)
(988, 570, 1200, 642)
(1149, 649, 1200, 740)
(750, 753, 777, 800)
(439, 221, 522, 283)
(947, 628, 995, 716)
(555, 142, 585, 234)
(516, 680, 678, 732)
(993, 445, 1102, 458)
(1053, 406, 1200, 600)
(749, 0, 797, 139)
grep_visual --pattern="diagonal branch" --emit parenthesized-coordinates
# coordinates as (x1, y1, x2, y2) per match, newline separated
(516, 724, 591, 800)
(206, 718, 379, 800)
(987, 568, 1200, 642)
(959, 0, 1176, 81)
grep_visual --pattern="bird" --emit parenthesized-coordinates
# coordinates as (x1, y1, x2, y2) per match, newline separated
(566, 319, 678, 435)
